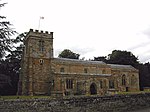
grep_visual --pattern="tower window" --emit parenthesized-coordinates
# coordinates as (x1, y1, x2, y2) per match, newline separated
(60, 67, 65, 73)
(52, 80, 54, 88)
(39, 40, 44, 52)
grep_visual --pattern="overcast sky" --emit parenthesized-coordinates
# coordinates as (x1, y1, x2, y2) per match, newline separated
(2, 0, 150, 63)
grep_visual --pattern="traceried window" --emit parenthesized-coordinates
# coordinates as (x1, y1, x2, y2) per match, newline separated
(122, 74, 126, 86)
(39, 40, 44, 52)
(66, 79, 73, 89)
(60, 67, 65, 72)
(109, 80, 115, 89)
(99, 80, 103, 89)
(131, 75, 136, 86)
(84, 68, 88, 73)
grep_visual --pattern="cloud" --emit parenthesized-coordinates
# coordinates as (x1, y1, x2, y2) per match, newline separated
(139, 49, 150, 62)
(70, 46, 95, 55)
(142, 27, 150, 38)
(140, 55, 150, 63)
(54, 46, 95, 58)
(131, 47, 150, 63)
(140, 26, 150, 39)
(128, 41, 150, 51)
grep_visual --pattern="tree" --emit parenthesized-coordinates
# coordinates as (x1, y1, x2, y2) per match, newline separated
(0, 1, 17, 95)
(0, 2, 16, 59)
(93, 56, 108, 63)
(108, 50, 139, 67)
(137, 63, 150, 90)
(58, 49, 80, 59)
(0, 32, 26, 95)
(10, 32, 26, 60)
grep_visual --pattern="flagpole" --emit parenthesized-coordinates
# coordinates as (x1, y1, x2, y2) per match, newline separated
(38, 17, 44, 30)
(38, 17, 41, 30)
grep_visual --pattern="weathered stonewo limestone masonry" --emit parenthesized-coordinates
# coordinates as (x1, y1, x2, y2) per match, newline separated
(1, 93, 150, 112)
(18, 29, 140, 96)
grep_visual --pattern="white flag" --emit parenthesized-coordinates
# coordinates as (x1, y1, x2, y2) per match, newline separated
(40, 16, 44, 19)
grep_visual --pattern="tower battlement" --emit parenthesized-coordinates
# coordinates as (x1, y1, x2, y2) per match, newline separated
(23, 29, 54, 58)
(29, 29, 53, 35)
(25, 29, 53, 40)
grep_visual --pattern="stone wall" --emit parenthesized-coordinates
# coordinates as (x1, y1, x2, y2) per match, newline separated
(50, 58, 139, 96)
(1, 93, 150, 112)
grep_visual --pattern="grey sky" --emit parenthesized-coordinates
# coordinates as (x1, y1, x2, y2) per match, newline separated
(2, 0, 150, 63)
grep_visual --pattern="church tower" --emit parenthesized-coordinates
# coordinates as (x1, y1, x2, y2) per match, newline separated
(18, 29, 54, 95)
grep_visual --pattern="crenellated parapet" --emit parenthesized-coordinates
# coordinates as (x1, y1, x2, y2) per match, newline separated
(25, 29, 53, 40)
(29, 29, 53, 35)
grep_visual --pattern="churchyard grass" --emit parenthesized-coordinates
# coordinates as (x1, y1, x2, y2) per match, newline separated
(0, 96, 52, 100)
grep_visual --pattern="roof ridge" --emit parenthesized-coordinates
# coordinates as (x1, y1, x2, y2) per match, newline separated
(53, 58, 106, 64)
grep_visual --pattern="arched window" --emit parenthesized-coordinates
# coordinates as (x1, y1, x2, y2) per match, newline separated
(60, 67, 65, 72)
(84, 68, 88, 73)
(131, 75, 135, 86)
(39, 40, 44, 52)
(109, 80, 114, 89)
(102, 69, 106, 74)
(99, 80, 103, 89)
(122, 74, 126, 86)
(66, 79, 73, 89)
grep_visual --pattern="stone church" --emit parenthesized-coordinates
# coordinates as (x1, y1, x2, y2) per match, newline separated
(18, 29, 140, 96)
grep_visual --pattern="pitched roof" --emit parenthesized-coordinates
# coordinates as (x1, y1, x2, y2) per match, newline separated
(53, 58, 106, 65)
(108, 64, 137, 70)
